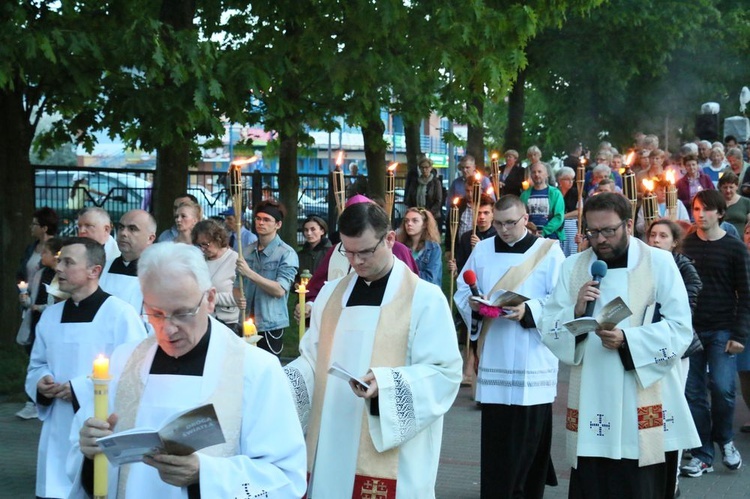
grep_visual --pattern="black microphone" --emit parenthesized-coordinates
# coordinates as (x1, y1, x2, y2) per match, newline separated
(583, 260, 608, 317)
(463, 270, 481, 297)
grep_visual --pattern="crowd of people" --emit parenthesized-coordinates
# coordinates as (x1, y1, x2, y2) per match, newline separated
(14, 132, 750, 498)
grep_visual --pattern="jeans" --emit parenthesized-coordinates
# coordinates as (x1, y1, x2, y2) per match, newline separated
(684, 330, 737, 464)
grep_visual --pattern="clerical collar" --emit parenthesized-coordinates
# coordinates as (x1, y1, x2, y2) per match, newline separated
(61, 287, 110, 323)
(107, 256, 139, 277)
(347, 268, 393, 307)
(598, 245, 629, 269)
(494, 230, 535, 254)
(151, 320, 212, 376)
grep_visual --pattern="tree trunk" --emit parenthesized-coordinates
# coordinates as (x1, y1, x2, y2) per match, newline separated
(361, 115, 387, 200)
(403, 118, 422, 206)
(277, 131, 299, 248)
(153, 143, 190, 233)
(505, 68, 526, 152)
(466, 95, 485, 171)
(0, 87, 35, 343)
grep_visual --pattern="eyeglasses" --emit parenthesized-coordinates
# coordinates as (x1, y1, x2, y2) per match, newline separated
(338, 234, 385, 260)
(197, 241, 212, 249)
(493, 216, 525, 230)
(255, 216, 276, 224)
(585, 221, 626, 239)
(143, 292, 206, 325)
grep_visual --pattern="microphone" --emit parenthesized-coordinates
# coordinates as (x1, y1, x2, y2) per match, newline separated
(463, 269, 481, 297)
(583, 260, 608, 317)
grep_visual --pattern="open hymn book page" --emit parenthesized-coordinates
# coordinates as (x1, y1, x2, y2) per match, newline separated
(563, 296, 633, 337)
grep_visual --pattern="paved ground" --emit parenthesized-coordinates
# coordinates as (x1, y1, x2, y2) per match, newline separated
(3, 364, 750, 498)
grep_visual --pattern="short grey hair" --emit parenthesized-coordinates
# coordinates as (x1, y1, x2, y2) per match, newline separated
(556, 166, 575, 180)
(79, 206, 112, 225)
(592, 164, 612, 176)
(138, 242, 212, 292)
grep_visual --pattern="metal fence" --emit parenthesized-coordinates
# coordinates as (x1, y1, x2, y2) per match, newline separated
(33, 165, 409, 245)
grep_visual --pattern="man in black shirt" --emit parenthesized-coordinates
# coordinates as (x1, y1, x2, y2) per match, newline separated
(681, 189, 750, 477)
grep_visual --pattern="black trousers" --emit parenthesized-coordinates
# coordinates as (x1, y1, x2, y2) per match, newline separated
(480, 402, 556, 499)
(257, 328, 283, 357)
(569, 451, 678, 499)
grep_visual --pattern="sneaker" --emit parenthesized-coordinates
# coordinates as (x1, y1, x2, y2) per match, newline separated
(721, 441, 742, 470)
(680, 457, 713, 477)
(15, 401, 38, 420)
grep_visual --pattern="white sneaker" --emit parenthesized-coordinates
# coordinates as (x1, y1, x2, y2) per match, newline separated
(721, 441, 742, 470)
(15, 401, 38, 420)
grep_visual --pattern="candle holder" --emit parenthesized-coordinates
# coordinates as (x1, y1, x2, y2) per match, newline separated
(332, 151, 347, 216)
(243, 317, 262, 345)
(665, 171, 677, 220)
(623, 152, 638, 221)
(576, 158, 586, 241)
(471, 173, 482, 237)
(642, 179, 658, 228)
(490, 152, 501, 197)
(384, 162, 397, 223)
(449, 198, 459, 312)
(229, 157, 256, 337)
(297, 270, 312, 341)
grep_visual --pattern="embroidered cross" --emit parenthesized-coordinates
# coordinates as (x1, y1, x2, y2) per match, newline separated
(654, 347, 676, 364)
(589, 413, 611, 437)
(663, 409, 675, 432)
(551, 320, 563, 340)
(361, 479, 389, 499)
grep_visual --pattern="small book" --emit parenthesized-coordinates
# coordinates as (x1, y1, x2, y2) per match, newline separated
(328, 362, 370, 390)
(469, 289, 529, 308)
(563, 296, 633, 337)
(96, 403, 225, 466)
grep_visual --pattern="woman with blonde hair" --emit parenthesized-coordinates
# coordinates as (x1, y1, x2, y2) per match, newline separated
(397, 207, 442, 286)
(174, 201, 202, 244)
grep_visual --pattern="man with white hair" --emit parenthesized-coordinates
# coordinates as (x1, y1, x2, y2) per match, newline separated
(77, 207, 120, 265)
(70, 242, 307, 498)
(99, 209, 157, 313)
(697, 140, 712, 169)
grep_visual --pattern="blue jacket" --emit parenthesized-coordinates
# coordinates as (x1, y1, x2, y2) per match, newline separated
(414, 240, 442, 287)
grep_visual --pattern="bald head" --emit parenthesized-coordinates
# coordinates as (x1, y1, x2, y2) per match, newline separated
(77, 207, 112, 245)
(116, 210, 157, 262)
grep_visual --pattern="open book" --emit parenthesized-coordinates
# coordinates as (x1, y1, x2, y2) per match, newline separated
(469, 289, 529, 308)
(96, 403, 225, 466)
(328, 362, 370, 390)
(563, 296, 633, 337)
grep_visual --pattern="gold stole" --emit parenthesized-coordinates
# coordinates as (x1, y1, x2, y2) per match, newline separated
(476, 239, 556, 359)
(306, 264, 417, 498)
(113, 324, 245, 498)
(565, 239, 664, 467)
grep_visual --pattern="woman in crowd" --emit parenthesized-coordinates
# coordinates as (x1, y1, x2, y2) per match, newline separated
(397, 207, 442, 286)
(676, 154, 714, 217)
(18, 207, 58, 286)
(405, 157, 443, 227)
(499, 149, 525, 197)
(718, 172, 750, 235)
(174, 201, 202, 244)
(297, 215, 332, 279)
(191, 219, 240, 334)
(556, 167, 581, 256)
(704, 147, 727, 186)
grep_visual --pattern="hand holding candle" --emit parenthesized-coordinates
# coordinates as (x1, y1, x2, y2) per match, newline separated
(17, 281, 28, 294)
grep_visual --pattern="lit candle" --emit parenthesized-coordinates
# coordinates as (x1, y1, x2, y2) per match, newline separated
(576, 158, 586, 245)
(490, 152, 500, 196)
(642, 179, 658, 227)
(449, 197, 460, 312)
(665, 170, 677, 220)
(471, 173, 482, 237)
(297, 269, 310, 340)
(622, 155, 638, 220)
(243, 317, 257, 342)
(17, 281, 28, 294)
(92, 354, 110, 498)
(385, 162, 397, 222)
(521, 180, 529, 191)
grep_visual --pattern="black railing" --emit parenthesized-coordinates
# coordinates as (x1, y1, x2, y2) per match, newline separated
(33, 166, 409, 245)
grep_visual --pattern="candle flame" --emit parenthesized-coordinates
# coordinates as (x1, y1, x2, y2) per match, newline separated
(335, 150, 344, 166)
(474, 172, 481, 181)
(387, 162, 398, 173)
(642, 178, 655, 192)
(625, 151, 635, 167)
(665, 170, 676, 184)
(486, 186, 494, 197)
(452, 197, 459, 206)
(491, 152, 499, 160)
(245, 317, 254, 325)
(96, 353, 106, 361)
(522, 180, 530, 190)
(619, 168, 626, 175)
(580, 157, 586, 166)
(231, 156, 258, 167)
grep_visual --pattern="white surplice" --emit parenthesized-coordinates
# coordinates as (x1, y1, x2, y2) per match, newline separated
(541, 239, 700, 465)
(67, 318, 307, 499)
(26, 294, 147, 499)
(455, 236, 565, 405)
(100, 259, 143, 314)
(285, 259, 462, 499)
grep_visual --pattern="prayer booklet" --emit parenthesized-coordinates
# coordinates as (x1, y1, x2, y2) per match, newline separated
(328, 362, 370, 390)
(469, 289, 529, 308)
(563, 296, 633, 337)
(96, 403, 225, 466)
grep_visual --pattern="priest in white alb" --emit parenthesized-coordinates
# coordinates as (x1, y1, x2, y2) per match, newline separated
(68, 242, 307, 498)
(284, 202, 462, 498)
(540, 193, 700, 499)
(455, 195, 565, 498)
(26, 237, 147, 499)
